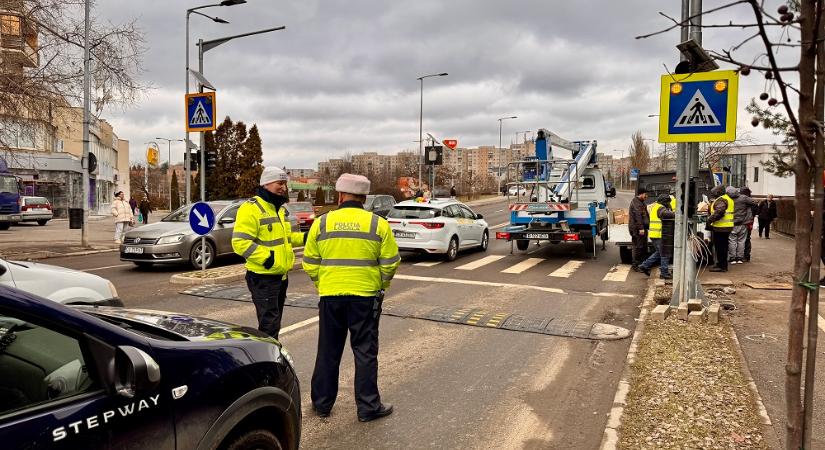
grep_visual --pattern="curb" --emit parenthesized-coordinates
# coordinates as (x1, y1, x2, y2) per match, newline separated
(599, 276, 656, 450)
(728, 326, 777, 446)
(463, 196, 507, 207)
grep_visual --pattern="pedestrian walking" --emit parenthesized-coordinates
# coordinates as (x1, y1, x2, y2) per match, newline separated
(450, 185, 457, 198)
(738, 186, 758, 262)
(231, 166, 305, 339)
(638, 193, 675, 279)
(139, 196, 152, 224)
(708, 185, 735, 272)
(128, 197, 137, 215)
(757, 194, 777, 238)
(629, 186, 650, 271)
(111, 191, 134, 244)
(303, 173, 401, 422)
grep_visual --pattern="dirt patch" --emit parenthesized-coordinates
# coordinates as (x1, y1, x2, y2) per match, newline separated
(653, 286, 672, 305)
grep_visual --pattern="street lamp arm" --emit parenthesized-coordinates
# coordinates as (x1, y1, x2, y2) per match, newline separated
(199, 26, 286, 52)
(187, 3, 227, 15)
(417, 72, 448, 80)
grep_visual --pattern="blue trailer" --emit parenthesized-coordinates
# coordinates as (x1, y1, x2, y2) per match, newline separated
(0, 159, 22, 230)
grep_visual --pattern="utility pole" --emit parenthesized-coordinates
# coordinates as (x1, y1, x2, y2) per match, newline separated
(671, 0, 691, 305)
(81, 0, 91, 246)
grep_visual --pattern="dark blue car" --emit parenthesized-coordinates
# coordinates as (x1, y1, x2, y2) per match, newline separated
(0, 286, 300, 449)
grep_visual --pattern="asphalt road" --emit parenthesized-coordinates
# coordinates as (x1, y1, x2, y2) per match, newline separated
(45, 196, 648, 448)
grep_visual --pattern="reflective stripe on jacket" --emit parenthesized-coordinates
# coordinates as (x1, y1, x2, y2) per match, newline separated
(302, 206, 401, 297)
(231, 197, 304, 276)
(649, 203, 664, 239)
(711, 195, 735, 230)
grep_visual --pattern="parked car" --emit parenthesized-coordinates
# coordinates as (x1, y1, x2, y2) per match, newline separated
(284, 201, 316, 231)
(19, 196, 53, 225)
(364, 194, 396, 217)
(507, 186, 527, 196)
(0, 257, 122, 306)
(387, 198, 489, 261)
(605, 181, 616, 197)
(0, 285, 300, 449)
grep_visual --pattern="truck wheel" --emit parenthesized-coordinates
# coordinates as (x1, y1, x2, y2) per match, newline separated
(224, 429, 283, 450)
(582, 238, 595, 256)
(37, 219, 48, 226)
(0, 222, 9, 231)
(516, 239, 529, 251)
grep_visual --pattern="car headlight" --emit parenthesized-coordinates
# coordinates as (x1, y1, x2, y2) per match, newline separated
(280, 346, 295, 369)
(107, 281, 119, 299)
(308, 214, 315, 219)
(157, 234, 185, 244)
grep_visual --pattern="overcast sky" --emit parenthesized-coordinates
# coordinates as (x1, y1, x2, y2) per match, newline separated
(96, 0, 794, 169)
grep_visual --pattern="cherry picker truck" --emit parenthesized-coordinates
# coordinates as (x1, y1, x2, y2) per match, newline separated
(494, 129, 610, 257)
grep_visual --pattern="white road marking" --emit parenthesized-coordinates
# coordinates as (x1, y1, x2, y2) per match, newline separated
(393, 274, 635, 298)
(490, 222, 510, 230)
(455, 255, 506, 271)
(805, 305, 825, 333)
(280, 316, 319, 335)
(82, 264, 132, 272)
(549, 260, 584, 278)
(602, 265, 631, 282)
(501, 257, 544, 274)
(413, 261, 443, 267)
(495, 209, 504, 212)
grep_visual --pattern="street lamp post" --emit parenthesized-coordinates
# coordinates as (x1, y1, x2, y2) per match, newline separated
(185, 0, 245, 205)
(156, 137, 184, 210)
(497, 116, 517, 194)
(417, 72, 448, 190)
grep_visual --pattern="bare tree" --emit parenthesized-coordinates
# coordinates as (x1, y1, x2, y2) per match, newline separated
(629, 130, 651, 172)
(639, 2, 821, 446)
(700, 127, 757, 169)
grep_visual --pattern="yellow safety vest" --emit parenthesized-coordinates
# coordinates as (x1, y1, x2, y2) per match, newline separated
(670, 195, 677, 212)
(711, 194, 735, 230)
(232, 197, 305, 276)
(649, 203, 664, 239)
(302, 206, 401, 297)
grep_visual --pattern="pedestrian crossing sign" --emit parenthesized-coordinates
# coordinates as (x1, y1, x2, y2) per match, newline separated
(185, 92, 217, 132)
(659, 70, 738, 143)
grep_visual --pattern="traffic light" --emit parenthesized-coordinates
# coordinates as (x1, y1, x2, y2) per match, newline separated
(205, 149, 217, 171)
(188, 150, 198, 171)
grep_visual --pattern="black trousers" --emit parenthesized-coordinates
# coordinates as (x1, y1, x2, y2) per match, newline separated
(713, 230, 731, 270)
(758, 219, 772, 238)
(631, 232, 647, 267)
(311, 296, 382, 418)
(744, 226, 752, 260)
(245, 271, 288, 339)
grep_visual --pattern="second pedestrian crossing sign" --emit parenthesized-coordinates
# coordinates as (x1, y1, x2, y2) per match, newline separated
(186, 92, 217, 132)
(659, 70, 738, 143)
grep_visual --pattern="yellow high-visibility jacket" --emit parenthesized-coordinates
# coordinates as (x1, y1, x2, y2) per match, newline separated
(710, 195, 735, 230)
(649, 203, 664, 239)
(232, 197, 304, 276)
(302, 205, 400, 297)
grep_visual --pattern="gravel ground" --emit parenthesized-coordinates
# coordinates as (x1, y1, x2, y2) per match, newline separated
(619, 315, 767, 449)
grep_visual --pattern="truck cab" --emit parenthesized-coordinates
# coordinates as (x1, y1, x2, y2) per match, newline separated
(0, 163, 23, 230)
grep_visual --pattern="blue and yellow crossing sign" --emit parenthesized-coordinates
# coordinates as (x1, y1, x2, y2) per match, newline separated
(659, 70, 738, 143)
(185, 92, 217, 132)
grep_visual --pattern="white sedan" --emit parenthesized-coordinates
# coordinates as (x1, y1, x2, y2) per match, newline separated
(0, 257, 122, 306)
(387, 199, 489, 261)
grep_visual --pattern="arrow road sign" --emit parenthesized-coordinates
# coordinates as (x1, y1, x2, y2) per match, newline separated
(185, 92, 217, 132)
(658, 70, 738, 143)
(189, 202, 215, 236)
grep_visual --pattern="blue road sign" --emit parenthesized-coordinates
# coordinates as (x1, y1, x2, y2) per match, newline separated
(189, 202, 215, 236)
(659, 70, 738, 143)
(185, 92, 217, 132)
(630, 168, 640, 181)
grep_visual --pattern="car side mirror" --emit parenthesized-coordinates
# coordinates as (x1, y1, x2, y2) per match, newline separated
(0, 264, 6, 276)
(111, 346, 161, 398)
(476, 213, 484, 219)
(219, 216, 235, 225)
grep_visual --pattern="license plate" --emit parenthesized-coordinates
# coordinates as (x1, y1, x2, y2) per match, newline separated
(34, 208, 48, 212)
(124, 247, 144, 254)
(524, 233, 550, 239)
(393, 230, 416, 239)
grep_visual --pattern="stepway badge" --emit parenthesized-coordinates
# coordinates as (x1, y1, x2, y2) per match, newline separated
(658, 70, 738, 143)
(189, 202, 215, 236)
(186, 92, 217, 132)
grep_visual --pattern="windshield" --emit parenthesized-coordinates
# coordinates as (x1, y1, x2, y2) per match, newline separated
(25, 197, 48, 204)
(388, 206, 440, 219)
(162, 203, 226, 222)
(0, 175, 19, 194)
(287, 202, 313, 212)
(364, 196, 375, 209)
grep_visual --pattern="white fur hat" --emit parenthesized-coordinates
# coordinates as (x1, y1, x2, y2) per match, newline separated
(260, 166, 289, 186)
(335, 173, 371, 195)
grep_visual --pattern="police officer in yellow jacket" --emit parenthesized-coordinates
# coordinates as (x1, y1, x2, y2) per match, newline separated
(707, 185, 735, 272)
(303, 173, 400, 422)
(232, 166, 305, 339)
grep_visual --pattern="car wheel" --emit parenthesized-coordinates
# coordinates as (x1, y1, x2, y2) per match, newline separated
(190, 240, 215, 269)
(0, 222, 9, 231)
(224, 429, 283, 450)
(478, 230, 489, 251)
(445, 236, 459, 261)
(37, 219, 48, 226)
(133, 262, 153, 269)
(516, 239, 529, 251)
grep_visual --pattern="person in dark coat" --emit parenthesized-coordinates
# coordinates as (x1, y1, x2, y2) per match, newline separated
(139, 196, 152, 224)
(738, 186, 758, 262)
(628, 186, 650, 270)
(128, 197, 137, 215)
(757, 194, 777, 239)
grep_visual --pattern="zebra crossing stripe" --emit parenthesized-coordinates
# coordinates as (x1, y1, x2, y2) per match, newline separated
(501, 258, 545, 274)
(549, 260, 584, 278)
(413, 261, 443, 267)
(455, 255, 506, 271)
(602, 264, 631, 282)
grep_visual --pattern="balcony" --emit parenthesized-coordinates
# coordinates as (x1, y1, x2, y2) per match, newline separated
(0, 13, 39, 69)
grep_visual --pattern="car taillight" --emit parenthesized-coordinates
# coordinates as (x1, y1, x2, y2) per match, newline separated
(388, 220, 401, 224)
(21, 205, 28, 211)
(496, 232, 510, 240)
(563, 233, 579, 241)
(410, 221, 444, 229)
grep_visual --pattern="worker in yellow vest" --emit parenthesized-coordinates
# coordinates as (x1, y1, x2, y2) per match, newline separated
(303, 173, 400, 422)
(232, 166, 305, 339)
(707, 185, 735, 272)
(637, 194, 675, 279)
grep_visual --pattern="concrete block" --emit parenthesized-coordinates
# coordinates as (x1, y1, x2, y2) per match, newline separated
(652, 305, 670, 321)
(654, 279, 666, 287)
(677, 304, 689, 321)
(687, 298, 703, 312)
(688, 309, 706, 324)
(708, 304, 721, 325)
